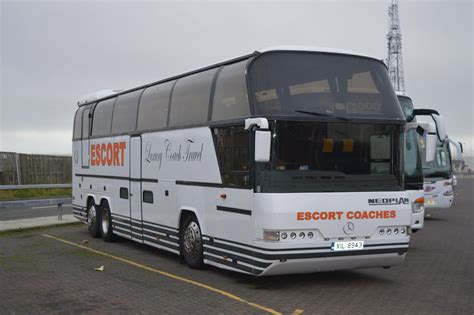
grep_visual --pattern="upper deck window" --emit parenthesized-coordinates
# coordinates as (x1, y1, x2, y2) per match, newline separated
(212, 60, 250, 120)
(137, 80, 175, 131)
(169, 68, 217, 126)
(248, 52, 404, 120)
(73, 107, 84, 140)
(111, 90, 142, 134)
(92, 98, 116, 137)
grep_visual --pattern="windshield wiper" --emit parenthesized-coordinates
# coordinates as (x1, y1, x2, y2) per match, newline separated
(295, 110, 351, 121)
(425, 171, 451, 179)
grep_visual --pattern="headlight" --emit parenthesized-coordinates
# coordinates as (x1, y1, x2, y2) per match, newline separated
(263, 230, 279, 241)
(412, 197, 425, 213)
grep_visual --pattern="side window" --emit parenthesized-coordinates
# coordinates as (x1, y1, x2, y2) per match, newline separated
(213, 126, 250, 187)
(143, 190, 154, 204)
(111, 90, 142, 134)
(212, 60, 250, 121)
(404, 129, 418, 176)
(137, 81, 174, 131)
(73, 107, 84, 140)
(169, 68, 217, 126)
(82, 105, 91, 138)
(120, 187, 129, 199)
(92, 98, 116, 137)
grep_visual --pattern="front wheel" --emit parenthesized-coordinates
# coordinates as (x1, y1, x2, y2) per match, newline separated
(87, 201, 101, 238)
(100, 202, 114, 242)
(180, 215, 205, 269)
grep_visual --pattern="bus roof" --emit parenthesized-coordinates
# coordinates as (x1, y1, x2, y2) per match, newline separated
(395, 91, 410, 98)
(77, 46, 383, 107)
(257, 45, 380, 61)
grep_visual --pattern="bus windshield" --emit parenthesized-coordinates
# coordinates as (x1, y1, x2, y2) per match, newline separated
(421, 140, 452, 179)
(249, 52, 404, 121)
(397, 95, 414, 121)
(255, 121, 402, 193)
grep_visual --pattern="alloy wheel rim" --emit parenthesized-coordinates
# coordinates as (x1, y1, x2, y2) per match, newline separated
(87, 205, 96, 227)
(101, 208, 109, 234)
(183, 222, 201, 257)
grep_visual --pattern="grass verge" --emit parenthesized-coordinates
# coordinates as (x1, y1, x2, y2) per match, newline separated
(0, 188, 72, 201)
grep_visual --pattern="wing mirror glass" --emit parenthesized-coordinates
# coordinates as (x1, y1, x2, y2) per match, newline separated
(425, 133, 437, 163)
(255, 130, 271, 162)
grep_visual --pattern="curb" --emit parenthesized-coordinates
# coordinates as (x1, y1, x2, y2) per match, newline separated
(0, 215, 81, 234)
(0, 198, 72, 209)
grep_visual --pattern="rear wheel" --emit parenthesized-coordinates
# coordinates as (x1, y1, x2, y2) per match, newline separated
(100, 201, 114, 242)
(180, 215, 205, 269)
(87, 201, 101, 238)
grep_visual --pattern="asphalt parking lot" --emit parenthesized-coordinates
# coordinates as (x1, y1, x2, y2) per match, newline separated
(0, 179, 472, 314)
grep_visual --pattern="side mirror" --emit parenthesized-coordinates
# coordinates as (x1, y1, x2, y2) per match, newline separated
(255, 130, 271, 162)
(425, 133, 437, 163)
(431, 114, 447, 141)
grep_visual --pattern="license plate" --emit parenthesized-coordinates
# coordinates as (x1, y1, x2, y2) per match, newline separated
(331, 241, 364, 251)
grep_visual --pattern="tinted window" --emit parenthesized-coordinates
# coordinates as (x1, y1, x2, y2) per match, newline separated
(137, 81, 174, 130)
(120, 187, 129, 199)
(143, 190, 154, 204)
(398, 96, 414, 121)
(212, 61, 250, 120)
(213, 126, 250, 187)
(255, 121, 401, 193)
(404, 129, 423, 189)
(111, 90, 142, 134)
(92, 98, 116, 137)
(73, 107, 84, 140)
(169, 69, 217, 125)
(82, 105, 91, 138)
(249, 52, 403, 120)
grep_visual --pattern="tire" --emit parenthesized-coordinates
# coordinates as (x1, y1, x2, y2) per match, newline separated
(87, 200, 101, 238)
(100, 201, 115, 242)
(412, 228, 419, 233)
(180, 215, 205, 269)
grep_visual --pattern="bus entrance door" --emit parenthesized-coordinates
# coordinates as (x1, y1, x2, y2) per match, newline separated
(130, 136, 143, 242)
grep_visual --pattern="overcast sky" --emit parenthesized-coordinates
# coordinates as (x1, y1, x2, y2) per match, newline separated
(1, 0, 473, 156)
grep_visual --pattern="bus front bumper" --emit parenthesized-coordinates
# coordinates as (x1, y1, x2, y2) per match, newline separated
(259, 251, 407, 276)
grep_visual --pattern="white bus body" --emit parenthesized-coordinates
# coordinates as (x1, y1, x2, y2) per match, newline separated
(73, 47, 427, 275)
(396, 92, 425, 231)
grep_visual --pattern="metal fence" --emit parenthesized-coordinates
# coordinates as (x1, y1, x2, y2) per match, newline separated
(0, 152, 72, 185)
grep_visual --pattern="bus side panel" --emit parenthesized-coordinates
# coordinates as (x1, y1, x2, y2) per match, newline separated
(72, 140, 87, 220)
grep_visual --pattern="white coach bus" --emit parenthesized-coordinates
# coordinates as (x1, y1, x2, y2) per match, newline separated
(72, 47, 434, 276)
(395, 92, 425, 232)
(397, 92, 460, 209)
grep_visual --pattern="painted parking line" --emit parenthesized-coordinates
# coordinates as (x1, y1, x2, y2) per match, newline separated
(41, 233, 282, 315)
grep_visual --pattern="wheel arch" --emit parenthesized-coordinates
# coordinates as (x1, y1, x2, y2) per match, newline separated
(178, 207, 205, 234)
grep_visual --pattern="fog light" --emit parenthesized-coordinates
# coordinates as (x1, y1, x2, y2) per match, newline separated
(387, 229, 392, 235)
(263, 230, 280, 241)
(379, 229, 385, 235)
(290, 232, 296, 239)
(400, 227, 406, 234)
(308, 232, 314, 238)
(281, 232, 287, 240)
(394, 228, 399, 235)
(299, 232, 305, 239)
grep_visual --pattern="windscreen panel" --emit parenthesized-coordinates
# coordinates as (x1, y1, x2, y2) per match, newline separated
(420, 138, 452, 178)
(397, 96, 414, 121)
(249, 52, 404, 120)
(256, 121, 402, 193)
